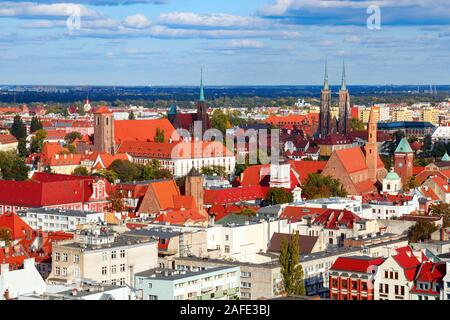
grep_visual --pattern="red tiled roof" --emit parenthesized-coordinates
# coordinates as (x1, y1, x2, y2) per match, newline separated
(152, 209, 206, 225)
(331, 256, 385, 273)
(204, 186, 269, 205)
(393, 246, 421, 281)
(114, 119, 179, 144)
(413, 166, 425, 175)
(289, 160, 326, 183)
(411, 261, 446, 295)
(0, 212, 33, 240)
(280, 206, 327, 222)
(354, 180, 377, 195)
(0, 134, 17, 145)
(312, 209, 361, 230)
(93, 106, 112, 114)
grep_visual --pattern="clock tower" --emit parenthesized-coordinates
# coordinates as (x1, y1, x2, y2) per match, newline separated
(394, 137, 414, 184)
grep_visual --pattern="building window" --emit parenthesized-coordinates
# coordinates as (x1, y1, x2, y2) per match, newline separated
(111, 251, 117, 259)
(55, 252, 60, 261)
(102, 266, 107, 275)
(241, 282, 251, 288)
(55, 267, 61, 276)
(120, 250, 125, 258)
(119, 278, 125, 286)
(62, 253, 68, 262)
(74, 255, 80, 264)
(111, 265, 117, 274)
(62, 267, 67, 277)
(102, 252, 108, 261)
(120, 264, 125, 272)
(225, 245, 230, 254)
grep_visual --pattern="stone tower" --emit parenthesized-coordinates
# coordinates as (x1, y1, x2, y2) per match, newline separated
(394, 137, 414, 184)
(365, 107, 378, 182)
(319, 61, 332, 137)
(93, 106, 115, 154)
(185, 167, 206, 217)
(338, 62, 351, 135)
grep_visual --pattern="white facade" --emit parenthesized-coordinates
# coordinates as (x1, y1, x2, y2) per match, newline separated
(17, 209, 104, 232)
(207, 219, 300, 263)
(172, 156, 236, 177)
(269, 163, 291, 189)
(0, 259, 46, 300)
(360, 195, 420, 220)
(442, 262, 450, 300)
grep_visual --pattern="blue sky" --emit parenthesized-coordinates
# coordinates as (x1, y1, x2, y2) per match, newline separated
(0, 0, 449, 85)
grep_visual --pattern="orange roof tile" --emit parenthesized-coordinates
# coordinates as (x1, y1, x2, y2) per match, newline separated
(114, 119, 179, 144)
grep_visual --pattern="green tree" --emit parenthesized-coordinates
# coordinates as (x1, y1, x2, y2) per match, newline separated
(350, 118, 365, 131)
(30, 129, 47, 154)
(0, 151, 29, 180)
(142, 159, 173, 180)
(108, 160, 141, 182)
(72, 166, 89, 176)
(265, 188, 293, 205)
(302, 173, 348, 200)
(154, 128, 165, 143)
(430, 203, 450, 227)
(95, 169, 118, 183)
(108, 189, 125, 212)
(30, 116, 43, 133)
(128, 111, 136, 120)
(279, 232, 305, 295)
(10, 115, 26, 140)
(211, 109, 231, 134)
(239, 208, 256, 217)
(64, 132, 82, 144)
(383, 130, 406, 156)
(201, 165, 227, 177)
(408, 221, 438, 243)
(422, 134, 432, 153)
(17, 138, 28, 157)
(404, 176, 420, 192)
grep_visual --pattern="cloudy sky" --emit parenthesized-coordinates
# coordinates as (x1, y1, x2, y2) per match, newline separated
(0, 0, 449, 85)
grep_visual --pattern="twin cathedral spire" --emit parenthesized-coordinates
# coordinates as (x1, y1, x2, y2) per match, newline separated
(318, 61, 351, 137)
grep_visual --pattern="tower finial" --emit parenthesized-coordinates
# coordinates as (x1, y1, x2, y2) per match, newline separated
(341, 60, 347, 91)
(199, 68, 205, 102)
(323, 59, 329, 90)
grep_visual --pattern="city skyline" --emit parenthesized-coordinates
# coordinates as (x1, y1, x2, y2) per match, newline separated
(0, 0, 450, 85)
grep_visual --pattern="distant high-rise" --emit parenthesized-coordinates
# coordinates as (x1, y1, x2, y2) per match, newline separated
(338, 62, 351, 135)
(319, 61, 332, 137)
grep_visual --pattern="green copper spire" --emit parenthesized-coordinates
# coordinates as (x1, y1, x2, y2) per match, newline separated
(442, 152, 450, 162)
(341, 61, 347, 91)
(395, 137, 413, 154)
(323, 60, 329, 91)
(199, 68, 205, 102)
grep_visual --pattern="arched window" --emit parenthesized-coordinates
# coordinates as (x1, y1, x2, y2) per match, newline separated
(106, 117, 109, 125)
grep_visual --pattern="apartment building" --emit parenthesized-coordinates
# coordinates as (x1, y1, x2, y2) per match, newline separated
(134, 266, 240, 300)
(48, 226, 158, 286)
(17, 208, 104, 232)
(174, 256, 283, 300)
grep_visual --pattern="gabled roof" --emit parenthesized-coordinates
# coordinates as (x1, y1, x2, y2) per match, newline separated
(204, 186, 269, 205)
(280, 206, 327, 222)
(114, 119, 179, 144)
(268, 232, 319, 254)
(312, 209, 361, 230)
(393, 246, 421, 281)
(411, 261, 446, 295)
(395, 137, 413, 154)
(331, 256, 385, 273)
(93, 106, 112, 114)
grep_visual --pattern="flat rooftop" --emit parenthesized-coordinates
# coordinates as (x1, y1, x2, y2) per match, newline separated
(17, 207, 101, 218)
(135, 266, 236, 281)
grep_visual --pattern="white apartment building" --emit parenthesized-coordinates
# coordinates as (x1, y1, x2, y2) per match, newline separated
(48, 226, 158, 287)
(17, 208, 104, 232)
(207, 218, 300, 263)
(360, 195, 420, 220)
(135, 266, 240, 300)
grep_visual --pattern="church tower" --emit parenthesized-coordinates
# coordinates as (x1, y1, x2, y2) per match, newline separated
(338, 62, 351, 135)
(93, 106, 115, 154)
(365, 107, 378, 182)
(394, 137, 414, 184)
(319, 61, 332, 137)
(196, 69, 211, 133)
(185, 167, 206, 217)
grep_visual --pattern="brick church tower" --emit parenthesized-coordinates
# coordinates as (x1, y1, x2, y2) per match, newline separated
(394, 137, 414, 184)
(185, 167, 206, 217)
(319, 61, 331, 137)
(94, 106, 115, 154)
(338, 62, 351, 135)
(365, 107, 378, 182)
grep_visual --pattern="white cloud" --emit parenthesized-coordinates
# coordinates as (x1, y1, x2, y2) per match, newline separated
(123, 14, 151, 29)
(158, 12, 266, 29)
(0, 2, 101, 19)
(226, 39, 266, 49)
